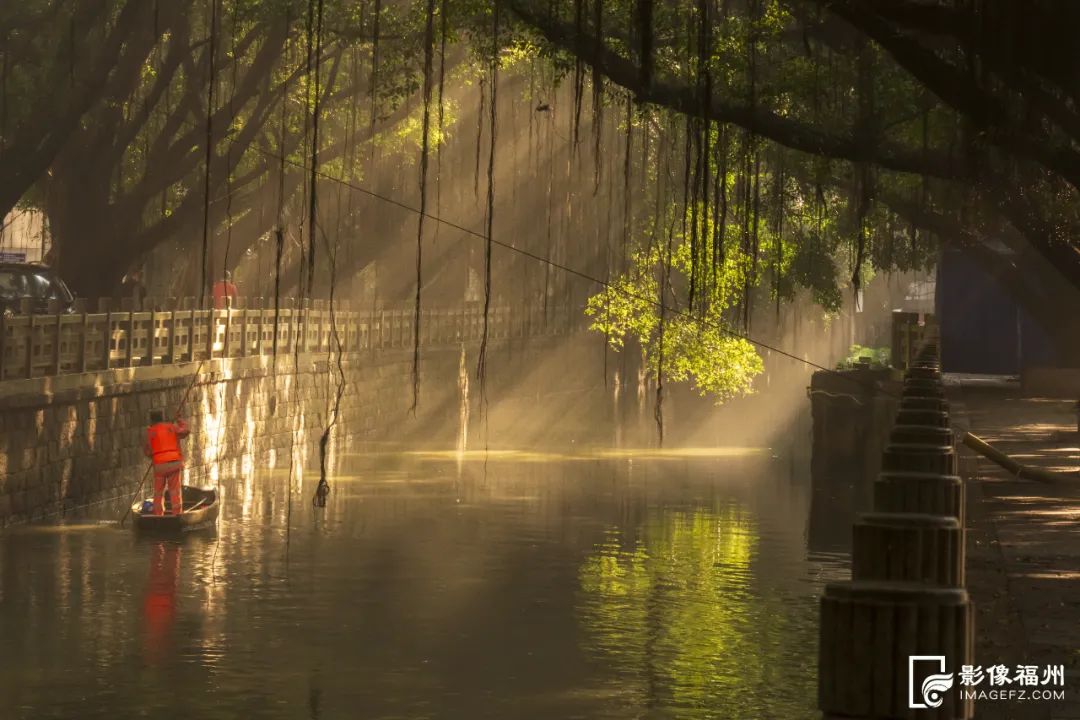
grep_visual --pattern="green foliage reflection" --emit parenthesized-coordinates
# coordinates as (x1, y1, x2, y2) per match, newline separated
(578, 505, 818, 719)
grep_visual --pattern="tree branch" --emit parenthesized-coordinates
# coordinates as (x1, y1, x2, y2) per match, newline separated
(0, 0, 156, 216)
(506, 0, 964, 180)
(822, 0, 1080, 192)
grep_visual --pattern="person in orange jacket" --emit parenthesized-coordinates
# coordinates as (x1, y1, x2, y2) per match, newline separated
(212, 270, 238, 310)
(143, 410, 191, 515)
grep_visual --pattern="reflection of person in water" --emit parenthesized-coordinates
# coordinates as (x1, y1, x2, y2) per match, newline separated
(143, 541, 181, 665)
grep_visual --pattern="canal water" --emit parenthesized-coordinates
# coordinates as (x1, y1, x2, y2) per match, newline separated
(0, 441, 847, 719)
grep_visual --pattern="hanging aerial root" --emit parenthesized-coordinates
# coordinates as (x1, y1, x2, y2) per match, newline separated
(476, 0, 500, 404)
(622, 95, 633, 268)
(572, 0, 585, 147)
(434, 0, 448, 239)
(636, 0, 653, 94)
(369, 0, 382, 151)
(305, 0, 325, 295)
(315, 224, 346, 509)
(199, 0, 221, 306)
(474, 76, 485, 198)
(591, 0, 603, 192)
(314, 432, 332, 507)
(411, 0, 437, 414)
(308, 0, 334, 509)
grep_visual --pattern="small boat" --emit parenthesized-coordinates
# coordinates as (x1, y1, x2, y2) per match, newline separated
(131, 486, 219, 533)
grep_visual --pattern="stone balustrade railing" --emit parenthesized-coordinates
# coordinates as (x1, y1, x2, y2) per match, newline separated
(0, 297, 576, 381)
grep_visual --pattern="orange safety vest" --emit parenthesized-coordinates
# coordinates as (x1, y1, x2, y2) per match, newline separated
(147, 422, 183, 465)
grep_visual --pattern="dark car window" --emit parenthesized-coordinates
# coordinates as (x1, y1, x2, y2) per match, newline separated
(0, 271, 27, 297)
(26, 272, 51, 298)
(53, 276, 74, 302)
(29, 272, 70, 301)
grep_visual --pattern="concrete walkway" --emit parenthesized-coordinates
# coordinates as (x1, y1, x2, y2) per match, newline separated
(950, 378, 1080, 720)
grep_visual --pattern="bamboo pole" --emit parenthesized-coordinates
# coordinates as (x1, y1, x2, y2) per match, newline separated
(961, 431, 1072, 484)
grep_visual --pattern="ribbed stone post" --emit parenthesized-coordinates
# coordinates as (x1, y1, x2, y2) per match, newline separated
(906, 366, 942, 382)
(903, 379, 946, 399)
(874, 471, 964, 525)
(852, 512, 964, 587)
(895, 408, 949, 428)
(818, 330, 972, 719)
(890, 424, 953, 446)
(900, 396, 949, 414)
(882, 442, 957, 474)
(819, 583, 973, 719)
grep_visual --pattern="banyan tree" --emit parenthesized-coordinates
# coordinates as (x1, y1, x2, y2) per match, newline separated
(1, 0, 1079, 403)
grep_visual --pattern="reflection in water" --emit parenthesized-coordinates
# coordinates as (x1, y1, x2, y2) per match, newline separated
(578, 506, 818, 718)
(143, 541, 181, 666)
(457, 343, 470, 461)
(0, 442, 836, 719)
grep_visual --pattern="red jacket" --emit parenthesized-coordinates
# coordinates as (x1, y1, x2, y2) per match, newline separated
(212, 280, 238, 309)
(144, 420, 190, 465)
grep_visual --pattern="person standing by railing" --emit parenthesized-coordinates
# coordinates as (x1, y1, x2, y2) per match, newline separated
(212, 271, 238, 310)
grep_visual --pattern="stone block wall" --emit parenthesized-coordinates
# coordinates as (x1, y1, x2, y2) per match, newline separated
(0, 335, 602, 525)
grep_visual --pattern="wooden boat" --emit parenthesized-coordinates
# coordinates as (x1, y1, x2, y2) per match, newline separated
(131, 486, 219, 533)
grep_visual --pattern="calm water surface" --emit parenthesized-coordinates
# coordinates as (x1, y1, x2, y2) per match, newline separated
(0, 444, 846, 719)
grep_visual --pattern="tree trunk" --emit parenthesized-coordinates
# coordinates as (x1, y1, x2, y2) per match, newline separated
(46, 166, 131, 299)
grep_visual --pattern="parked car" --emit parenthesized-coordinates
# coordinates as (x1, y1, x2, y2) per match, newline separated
(0, 263, 76, 316)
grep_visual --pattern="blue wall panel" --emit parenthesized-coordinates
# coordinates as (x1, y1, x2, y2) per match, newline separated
(937, 248, 1056, 374)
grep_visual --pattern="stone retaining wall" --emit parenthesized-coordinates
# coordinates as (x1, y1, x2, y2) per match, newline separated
(0, 335, 601, 525)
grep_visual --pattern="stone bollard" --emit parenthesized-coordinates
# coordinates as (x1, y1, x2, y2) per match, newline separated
(903, 380, 946, 399)
(819, 582, 974, 719)
(900, 396, 950, 414)
(875, 471, 964, 525)
(895, 408, 950, 428)
(852, 512, 965, 586)
(905, 366, 942, 382)
(883, 442, 957, 474)
(890, 424, 954, 446)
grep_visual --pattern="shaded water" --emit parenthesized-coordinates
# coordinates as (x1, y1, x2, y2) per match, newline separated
(0, 444, 846, 719)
